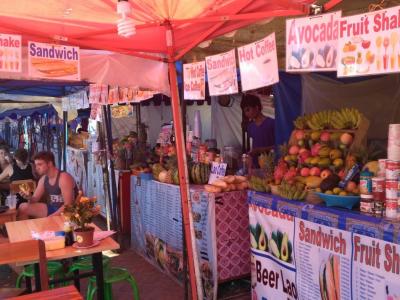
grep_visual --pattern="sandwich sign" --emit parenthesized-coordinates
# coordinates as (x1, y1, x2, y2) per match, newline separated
(28, 41, 80, 80)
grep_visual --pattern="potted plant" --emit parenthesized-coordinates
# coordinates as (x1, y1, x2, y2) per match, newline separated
(63, 193, 100, 247)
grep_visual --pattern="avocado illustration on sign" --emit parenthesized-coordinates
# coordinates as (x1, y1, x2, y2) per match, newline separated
(249, 223, 268, 252)
(258, 227, 268, 251)
(270, 230, 293, 263)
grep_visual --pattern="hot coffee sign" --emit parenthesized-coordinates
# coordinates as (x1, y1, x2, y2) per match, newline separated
(286, 12, 341, 72)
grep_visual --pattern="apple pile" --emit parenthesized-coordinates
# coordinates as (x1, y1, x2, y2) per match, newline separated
(277, 129, 360, 196)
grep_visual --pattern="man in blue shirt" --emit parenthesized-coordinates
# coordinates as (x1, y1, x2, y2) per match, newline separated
(241, 94, 275, 168)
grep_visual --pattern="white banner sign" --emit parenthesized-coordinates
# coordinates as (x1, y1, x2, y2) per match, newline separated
(286, 12, 341, 72)
(28, 41, 80, 80)
(183, 61, 205, 100)
(338, 5, 400, 77)
(238, 32, 279, 91)
(249, 203, 297, 300)
(206, 49, 238, 96)
(0, 34, 22, 73)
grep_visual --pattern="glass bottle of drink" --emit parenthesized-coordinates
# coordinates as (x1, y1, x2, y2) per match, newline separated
(64, 222, 74, 246)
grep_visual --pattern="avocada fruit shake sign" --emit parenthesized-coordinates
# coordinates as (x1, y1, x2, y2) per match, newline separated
(28, 41, 80, 80)
(286, 11, 341, 72)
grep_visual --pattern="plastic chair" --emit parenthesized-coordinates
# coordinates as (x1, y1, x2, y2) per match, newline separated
(86, 267, 140, 300)
(16, 261, 65, 289)
(68, 255, 111, 274)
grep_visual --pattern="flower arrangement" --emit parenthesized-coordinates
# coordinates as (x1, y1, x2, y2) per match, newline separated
(63, 192, 100, 231)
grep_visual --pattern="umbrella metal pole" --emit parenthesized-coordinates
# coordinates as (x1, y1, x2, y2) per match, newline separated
(62, 111, 68, 171)
(166, 26, 200, 300)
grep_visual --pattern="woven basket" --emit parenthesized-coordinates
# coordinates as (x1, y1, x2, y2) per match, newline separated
(305, 190, 323, 204)
(270, 184, 280, 196)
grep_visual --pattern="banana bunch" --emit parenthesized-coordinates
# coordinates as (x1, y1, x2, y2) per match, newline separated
(278, 181, 307, 201)
(306, 110, 335, 130)
(258, 152, 275, 176)
(293, 115, 310, 129)
(331, 108, 362, 129)
(249, 176, 271, 193)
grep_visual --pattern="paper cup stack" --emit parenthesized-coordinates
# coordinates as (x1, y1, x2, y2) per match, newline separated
(385, 124, 400, 218)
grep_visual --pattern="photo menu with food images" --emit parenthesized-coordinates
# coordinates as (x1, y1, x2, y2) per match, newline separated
(248, 195, 400, 300)
(294, 219, 352, 300)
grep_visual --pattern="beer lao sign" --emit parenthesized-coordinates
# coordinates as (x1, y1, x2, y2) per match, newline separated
(238, 32, 279, 91)
(338, 5, 400, 77)
(183, 61, 205, 100)
(0, 34, 22, 73)
(286, 12, 341, 72)
(28, 41, 80, 80)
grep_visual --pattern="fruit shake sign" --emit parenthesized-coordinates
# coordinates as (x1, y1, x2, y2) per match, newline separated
(28, 41, 80, 80)
(238, 32, 279, 91)
(338, 5, 400, 77)
(183, 61, 205, 100)
(286, 12, 341, 72)
(0, 34, 22, 73)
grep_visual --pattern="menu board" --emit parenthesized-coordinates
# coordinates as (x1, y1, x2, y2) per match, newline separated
(338, 5, 400, 77)
(0, 33, 22, 73)
(295, 219, 351, 300)
(249, 198, 400, 300)
(183, 61, 206, 100)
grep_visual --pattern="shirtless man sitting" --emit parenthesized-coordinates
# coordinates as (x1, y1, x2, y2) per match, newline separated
(18, 151, 78, 219)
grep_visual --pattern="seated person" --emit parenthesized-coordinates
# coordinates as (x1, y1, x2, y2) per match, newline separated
(0, 148, 35, 183)
(0, 145, 10, 175)
(18, 151, 78, 219)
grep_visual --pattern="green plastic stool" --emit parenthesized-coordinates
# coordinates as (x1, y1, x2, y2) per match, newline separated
(86, 268, 140, 300)
(68, 255, 111, 273)
(16, 261, 64, 288)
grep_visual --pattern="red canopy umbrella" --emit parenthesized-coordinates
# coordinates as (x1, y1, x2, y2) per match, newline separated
(0, 1, 342, 298)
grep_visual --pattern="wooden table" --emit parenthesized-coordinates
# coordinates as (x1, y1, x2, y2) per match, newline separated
(6, 216, 120, 300)
(8, 285, 83, 299)
(0, 208, 16, 225)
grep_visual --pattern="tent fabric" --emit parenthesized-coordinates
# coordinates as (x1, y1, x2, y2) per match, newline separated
(302, 73, 400, 140)
(0, 49, 169, 96)
(272, 71, 302, 148)
(0, 0, 314, 59)
(0, 104, 56, 120)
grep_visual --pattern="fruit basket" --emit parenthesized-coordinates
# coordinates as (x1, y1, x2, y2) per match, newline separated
(315, 192, 360, 210)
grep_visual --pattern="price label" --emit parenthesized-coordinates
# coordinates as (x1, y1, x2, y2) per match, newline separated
(208, 162, 227, 184)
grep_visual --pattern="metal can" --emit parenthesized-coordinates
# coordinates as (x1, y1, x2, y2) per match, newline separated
(374, 201, 384, 216)
(378, 159, 387, 178)
(372, 177, 385, 202)
(386, 199, 398, 218)
(386, 180, 399, 200)
(385, 160, 400, 180)
(360, 194, 374, 214)
(359, 171, 373, 194)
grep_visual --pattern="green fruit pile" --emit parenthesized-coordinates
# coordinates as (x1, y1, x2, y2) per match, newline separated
(278, 181, 306, 200)
(190, 163, 211, 185)
(249, 176, 271, 193)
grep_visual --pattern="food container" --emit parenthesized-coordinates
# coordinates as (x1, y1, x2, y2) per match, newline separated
(44, 236, 66, 251)
(378, 159, 387, 178)
(359, 171, 373, 194)
(386, 199, 398, 218)
(386, 180, 399, 200)
(374, 201, 384, 216)
(388, 124, 400, 161)
(360, 194, 374, 214)
(385, 160, 400, 180)
(372, 177, 385, 201)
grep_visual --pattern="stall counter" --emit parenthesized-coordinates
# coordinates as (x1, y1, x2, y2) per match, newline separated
(249, 191, 400, 300)
(130, 175, 250, 299)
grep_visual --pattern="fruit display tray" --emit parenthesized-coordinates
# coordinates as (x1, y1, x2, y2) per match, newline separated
(315, 192, 360, 210)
